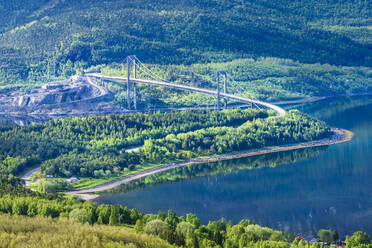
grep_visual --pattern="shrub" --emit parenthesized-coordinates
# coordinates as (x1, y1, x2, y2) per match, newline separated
(144, 219, 169, 235)
(346, 231, 372, 247)
(176, 221, 195, 237)
(69, 208, 90, 224)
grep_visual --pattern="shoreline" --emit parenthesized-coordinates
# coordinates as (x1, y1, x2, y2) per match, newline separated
(272, 91, 372, 106)
(68, 127, 353, 201)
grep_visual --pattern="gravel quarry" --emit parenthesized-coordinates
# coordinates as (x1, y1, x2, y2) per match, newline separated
(0, 76, 127, 124)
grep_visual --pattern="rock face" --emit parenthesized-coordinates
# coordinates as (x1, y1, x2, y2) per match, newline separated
(14, 84, 92, 107)
(0, 76, 126, 121)
(13, 77, 99, 107)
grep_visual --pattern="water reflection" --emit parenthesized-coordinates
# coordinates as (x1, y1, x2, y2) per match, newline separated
(291, 95, 372, 123)
(95, 96, 372, 238)
(106, 146, 328, 195)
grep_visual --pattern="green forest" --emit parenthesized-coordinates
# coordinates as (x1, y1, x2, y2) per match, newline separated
(0, 109, 330, 183)
(0, 109, 266, 176)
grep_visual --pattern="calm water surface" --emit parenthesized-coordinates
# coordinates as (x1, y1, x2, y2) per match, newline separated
(96, 96, 372, 237)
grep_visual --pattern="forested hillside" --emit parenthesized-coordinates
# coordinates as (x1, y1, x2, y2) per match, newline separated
(0, 0, 370, 93)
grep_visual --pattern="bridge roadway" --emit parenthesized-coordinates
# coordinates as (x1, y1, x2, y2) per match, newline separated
(86, 73, 286, 116)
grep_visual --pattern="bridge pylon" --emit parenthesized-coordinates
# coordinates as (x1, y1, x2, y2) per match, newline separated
(133, 58, 137, 110)
(217, 71, 228, 111)
(126, 55, 138, 110)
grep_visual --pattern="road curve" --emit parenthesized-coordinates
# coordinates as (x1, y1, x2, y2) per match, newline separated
(21, 167, 41, 187)
(86, 74, 286, 116)
(21, 167, 41, 181)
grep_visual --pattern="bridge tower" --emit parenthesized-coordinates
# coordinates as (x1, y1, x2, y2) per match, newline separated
(127, 56, 131, 110)
(133, 58, 137, 110)
(216, 71, 228, 111)
(126, 55, 138, 110)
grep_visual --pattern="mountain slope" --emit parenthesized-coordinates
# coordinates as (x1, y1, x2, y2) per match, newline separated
(0, 0, 370, 85)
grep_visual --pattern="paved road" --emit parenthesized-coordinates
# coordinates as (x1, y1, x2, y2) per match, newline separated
(85, 76, 109, 96)
(21, 167, 41, 181)
(21, 167, 41, 187)
(126, 146, 142, 153)
(20, 146, 142, 188)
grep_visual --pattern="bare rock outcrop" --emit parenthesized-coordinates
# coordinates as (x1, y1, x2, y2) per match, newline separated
(0, 76, 126, 122)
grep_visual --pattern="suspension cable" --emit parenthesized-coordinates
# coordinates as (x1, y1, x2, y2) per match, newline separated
(132, 56, 173, 84)
(131, 62, 164, 82)
(225, 73, 259, 101)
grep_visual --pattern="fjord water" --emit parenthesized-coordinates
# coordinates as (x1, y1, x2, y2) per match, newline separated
(96, 96, 372, 237)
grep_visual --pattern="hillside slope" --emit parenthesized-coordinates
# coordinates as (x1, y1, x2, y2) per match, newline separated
(0, 0, 370, 84)
(0, 214, 174, 248)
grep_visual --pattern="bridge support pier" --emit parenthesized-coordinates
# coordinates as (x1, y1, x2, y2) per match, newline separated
(223, 74, 227, 109)
(133, 59, 137, 110)
(127, 57, 131, 110)
(126, 55, 139, 110)
(216, 71, 227, 111)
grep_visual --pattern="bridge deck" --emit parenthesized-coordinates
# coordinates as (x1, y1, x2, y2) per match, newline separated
(86, 73, 286, 116)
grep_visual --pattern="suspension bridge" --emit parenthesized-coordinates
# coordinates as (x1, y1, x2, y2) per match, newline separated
(86, 55, 286, 116)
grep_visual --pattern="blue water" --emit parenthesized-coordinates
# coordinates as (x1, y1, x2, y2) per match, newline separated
(96, 96, 372, 237)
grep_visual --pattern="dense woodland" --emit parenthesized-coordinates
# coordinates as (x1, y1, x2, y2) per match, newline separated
(0, 109, 267, 176)
(1, 0, 370, 71)
(0, 107, 339, 248)
(0, 109, 331, 180)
